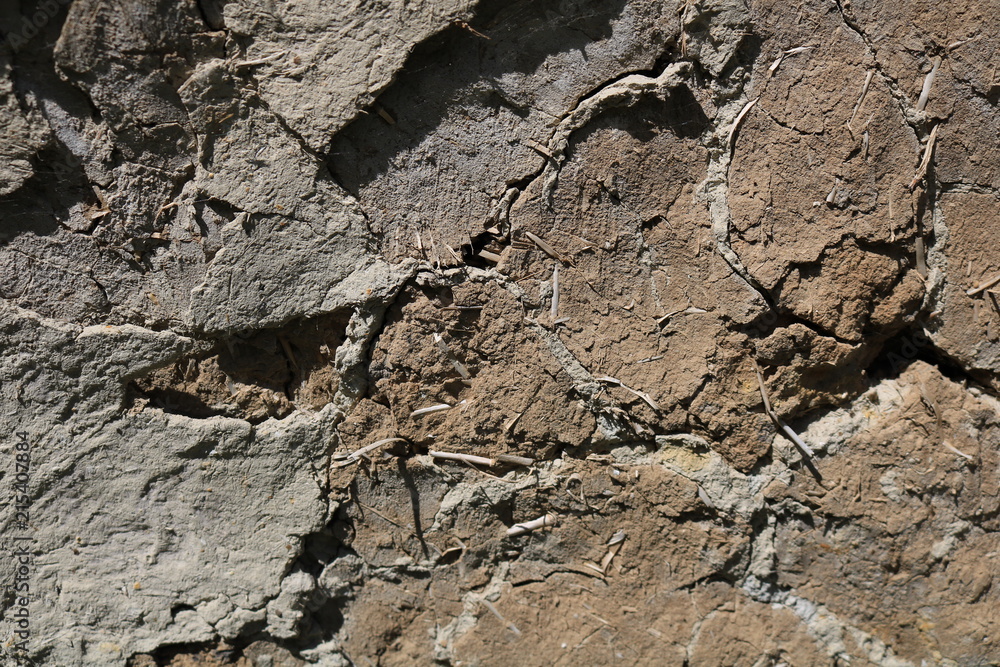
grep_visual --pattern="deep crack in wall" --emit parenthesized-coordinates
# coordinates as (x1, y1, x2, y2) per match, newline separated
(1, 0, 999, 665)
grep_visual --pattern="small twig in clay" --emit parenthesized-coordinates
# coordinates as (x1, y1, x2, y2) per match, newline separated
(524, 138, 554, 159)
(233, 51, 286, 68)
(496, 454, 534, 467)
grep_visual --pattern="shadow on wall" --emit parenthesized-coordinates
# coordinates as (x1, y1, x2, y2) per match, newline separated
(571, 84, 712, 147)
(325, 0, 630, 196)
(127, 310, 352, 423)
(0, 0, 97, 241)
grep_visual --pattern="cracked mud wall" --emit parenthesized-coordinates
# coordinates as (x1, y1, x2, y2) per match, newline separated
(1, 0, 999, 665)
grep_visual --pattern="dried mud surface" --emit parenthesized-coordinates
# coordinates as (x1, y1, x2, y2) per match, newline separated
(1, 0, 999, 665)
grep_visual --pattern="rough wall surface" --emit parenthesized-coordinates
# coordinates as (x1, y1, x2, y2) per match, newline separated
(1, 0, 998, 665)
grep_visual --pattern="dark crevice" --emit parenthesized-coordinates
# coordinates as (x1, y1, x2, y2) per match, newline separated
(267, 516, 357, 659)
(783, 311, 857, 347)
(2, 0, 96, 240)
(737, 300, 858, 346)
(567, 79, 711, 155)
(127, 310, 351, 424)
(676, 571, 741, 593)
(865, 324, 997, 398)
(128, 639, 249, 666)
(716, 27, 764, 88)
(461, 227, 507, 268)
(757, 105, 826, 137)
(169, 604, 195, 618)
(0, 155, 88, 239)
(195, 0, 229, 31)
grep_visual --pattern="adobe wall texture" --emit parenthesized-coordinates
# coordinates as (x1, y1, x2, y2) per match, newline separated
(1, 0, 999, 664)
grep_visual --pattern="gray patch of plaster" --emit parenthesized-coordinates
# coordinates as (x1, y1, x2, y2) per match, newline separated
(0, 302, 337, 665)
(223, 0, 477, 151)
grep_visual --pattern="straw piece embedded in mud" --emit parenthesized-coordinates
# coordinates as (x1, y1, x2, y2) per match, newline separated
(596, 376, 661, 413)
(942, 441, 973, 461)
(599, 531, 626, 573)
(277, 334, 299, 371)
(333, 437, 406, 467)
(550, 264, 560, 323)
(433, 332, 471, 379)
(916, 56, 941, 112)
(753, 361, 816, 459)
(909, 123, 940, 190)
(947, 35, 980, 51)
(506, 513, 558, 537)
(524, 230, 571, 265)
(697, 486, 717, 510)
(524, 137, 554, 159)
(849, 69, 874, 130)
(233, 50, 286, 68)
(496, 454, 534, 467)
(374, 104, 396, 125)
(478, 249, 502, 264)
(768, 44, 815, 77)
(915, 237, 929, 278)
(778, 420, 816, 458)
(966, 273, 1000, 296)
(503, 412, 523, 434)
(635, 355, 663, 364)
(429, 450, 496, 467)
(728, 97, 759, 151)
(481, 599, 521, 637)
(410, 403, 453, 418)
